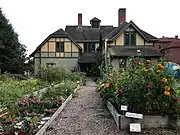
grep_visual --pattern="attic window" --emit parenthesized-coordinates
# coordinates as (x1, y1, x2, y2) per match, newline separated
(56, 42, 64, 52)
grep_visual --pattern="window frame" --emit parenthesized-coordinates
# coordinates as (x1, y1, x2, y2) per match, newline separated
(83, 43, 96, 52)
(124, 27, 136, 46)
(56, 42, 64, 52)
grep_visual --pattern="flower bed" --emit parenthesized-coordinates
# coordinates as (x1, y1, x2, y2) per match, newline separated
(0, 66, 84, 135)
(98, 57, 180, 130)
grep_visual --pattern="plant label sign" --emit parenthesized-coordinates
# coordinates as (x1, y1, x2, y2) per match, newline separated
(125, 112, 143, 119)
(130, 123, 141, 132)
(120, 105, 128, 111)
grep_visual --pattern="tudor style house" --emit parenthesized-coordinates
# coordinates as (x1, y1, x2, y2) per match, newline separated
(30, 8, 161, 74)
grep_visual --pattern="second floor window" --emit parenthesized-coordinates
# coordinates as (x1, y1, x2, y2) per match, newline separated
(84, 43, 95, 52)
(124, 28, 136, 46)
(56, 42, 64, 52)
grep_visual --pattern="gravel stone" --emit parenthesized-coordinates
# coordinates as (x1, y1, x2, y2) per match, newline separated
(44, 79, 180, 135)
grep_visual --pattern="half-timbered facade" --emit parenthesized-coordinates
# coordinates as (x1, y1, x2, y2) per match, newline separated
(30, 8, 161, 74)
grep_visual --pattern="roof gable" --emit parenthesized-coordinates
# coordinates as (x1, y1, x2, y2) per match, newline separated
(30, 29, 82, 57)
(106, 21, 157, 42)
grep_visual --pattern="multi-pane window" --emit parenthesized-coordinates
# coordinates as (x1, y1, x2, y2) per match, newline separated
(56, 42, 64, 52)
(124, 27, 136, 46)
(84, 43, 95, 52)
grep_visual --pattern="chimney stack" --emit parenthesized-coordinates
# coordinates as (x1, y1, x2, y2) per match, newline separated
(118, 8, 126, 27)
(78, 13, 82, 27)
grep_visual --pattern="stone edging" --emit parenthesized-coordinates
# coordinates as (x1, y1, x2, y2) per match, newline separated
(35, 85, 80, 135)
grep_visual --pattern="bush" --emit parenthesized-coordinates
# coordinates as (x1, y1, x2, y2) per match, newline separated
(39, 66, 85, 84)
(100, 57, 180, 117)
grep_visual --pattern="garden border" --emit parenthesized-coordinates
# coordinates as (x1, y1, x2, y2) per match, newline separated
(35, 85, 80, 135)
(106, 100, 180, 130)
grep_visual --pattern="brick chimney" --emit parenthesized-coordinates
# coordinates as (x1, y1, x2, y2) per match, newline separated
(118, 8, 126, 27)
(78, 13, 82, 27)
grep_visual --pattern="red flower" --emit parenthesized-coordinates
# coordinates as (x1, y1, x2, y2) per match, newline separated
(118, 90, 123, 95)
(146, 84, 153, 89)
(132, 61, 137, 65)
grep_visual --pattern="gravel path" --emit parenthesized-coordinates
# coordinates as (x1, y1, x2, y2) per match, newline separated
(44, 79, 180, 135)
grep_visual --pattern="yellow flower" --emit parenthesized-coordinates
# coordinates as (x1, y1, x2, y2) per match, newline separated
(164, 91, 170, 96)
(144, 69, 148, 72)
(109, 74, 113, 77)
(146, 60, 151, 63)
(156, 64, 162, 67)
(156, 70, 161, 73)
(165, 86, 170, 91)
(105, 83, 110, 88)
(161, 78, 167, 83)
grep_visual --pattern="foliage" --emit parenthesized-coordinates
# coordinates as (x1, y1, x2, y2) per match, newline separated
(99, 57, 180, 117)
(40, 66, 85, 83)
(0, 75, 40, 107)
(0, 8, 27, 74)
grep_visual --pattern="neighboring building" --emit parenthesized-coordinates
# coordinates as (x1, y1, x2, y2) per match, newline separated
(30, 8, 161, 74)
(155, 37, 180, 64)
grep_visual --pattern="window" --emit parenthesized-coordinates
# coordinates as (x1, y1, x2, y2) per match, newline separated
(124, 27, 136, 46)
(56, 42, 64, 52)
(84, 43, 96, 52)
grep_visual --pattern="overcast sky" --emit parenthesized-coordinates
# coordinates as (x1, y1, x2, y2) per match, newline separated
(1, 0, 180, 55)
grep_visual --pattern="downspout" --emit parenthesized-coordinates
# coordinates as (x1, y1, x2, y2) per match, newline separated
(105, 39, 108, 70)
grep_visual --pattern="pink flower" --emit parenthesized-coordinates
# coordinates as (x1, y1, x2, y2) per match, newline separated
(2, 114, 6, 119)
(146, 84, 153, 89)
(23, 111, 28, 116)
(29, 122, 33, 126)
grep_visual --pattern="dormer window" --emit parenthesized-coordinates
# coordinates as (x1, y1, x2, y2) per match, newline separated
(124, 27, 136, 46)
(90, 17, 101, 28)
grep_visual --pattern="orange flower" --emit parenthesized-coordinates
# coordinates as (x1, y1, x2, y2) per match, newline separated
(164, 91, 170, 96)
(159, 65, 164, 69)
(156, 70, 161, 73)
(161, 78, 167, 83)
(105, 83, 110, 88)
(144, 69, 148, 72)
(165, 86, 170, 91)
(109, 74, 113, 77)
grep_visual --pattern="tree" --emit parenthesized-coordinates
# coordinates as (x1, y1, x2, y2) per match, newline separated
(0, 8, 27, 73)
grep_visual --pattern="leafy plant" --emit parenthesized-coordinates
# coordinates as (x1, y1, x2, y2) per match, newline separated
(100, 57, 180, 117)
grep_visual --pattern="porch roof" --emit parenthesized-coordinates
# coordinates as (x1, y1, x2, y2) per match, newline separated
(108, 46, 162, 57)
(78, 52, 97, 64)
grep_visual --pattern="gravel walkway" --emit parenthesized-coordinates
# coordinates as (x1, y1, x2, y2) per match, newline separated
(44, 79, 180, 135)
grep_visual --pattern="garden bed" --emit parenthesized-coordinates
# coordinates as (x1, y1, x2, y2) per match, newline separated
(106, 101, 172, 130)
(0, 66, 85, 135)
(99, 57, 180, 132)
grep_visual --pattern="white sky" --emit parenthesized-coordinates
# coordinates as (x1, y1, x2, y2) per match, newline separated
(1, 0, 180, 55)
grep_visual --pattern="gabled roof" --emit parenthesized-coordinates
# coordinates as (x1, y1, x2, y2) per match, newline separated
(108, 46, 162, 57)
(106, 21, 158, 42)
(65, 25, 115, 42)
(30, 29, 82, 57)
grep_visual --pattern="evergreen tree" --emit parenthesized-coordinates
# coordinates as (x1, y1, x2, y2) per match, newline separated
(0, 8, 27, 73)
